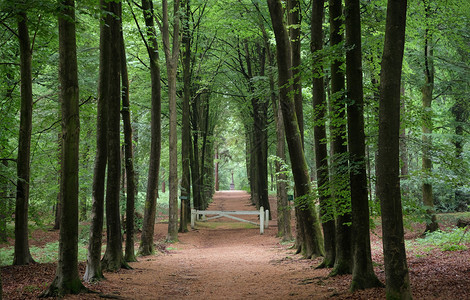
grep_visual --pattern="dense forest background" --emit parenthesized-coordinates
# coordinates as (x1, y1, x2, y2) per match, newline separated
(0, 0, 469, 298)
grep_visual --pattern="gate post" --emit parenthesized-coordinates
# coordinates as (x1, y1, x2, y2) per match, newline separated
(260, 206, 264, 234)
(191, 209, 196, 229)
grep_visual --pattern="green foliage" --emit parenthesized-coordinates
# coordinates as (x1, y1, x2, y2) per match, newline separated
(415, 227, 470, 251)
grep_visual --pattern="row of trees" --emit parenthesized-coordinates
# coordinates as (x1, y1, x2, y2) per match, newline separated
(0, 0, 469, 298)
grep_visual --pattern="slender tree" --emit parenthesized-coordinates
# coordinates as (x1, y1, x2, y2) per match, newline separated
(120, 2, 137, 263)
(311, 0, 335, 268)
(377, 0, 412, 298)
(180, 0, 191, 233)
(101, 0, 126, 272)
(329, 0, 352, 276)
(267, 0, 324, 259)
(344, 0, 382, 290)
(138, 0, 163, 255)
(14, 8, 35, 266)
(261, 22, 292, 240)
(421, 0, 438, 233)
(287, 0, 303, 141)
(41, 0, 87, 295)
(161, 0, 181, 242)
(83, 0, 109, 282)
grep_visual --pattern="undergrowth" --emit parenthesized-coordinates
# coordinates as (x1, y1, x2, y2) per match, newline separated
(0, 240, 89, 266)
(414, 227, 470, 251)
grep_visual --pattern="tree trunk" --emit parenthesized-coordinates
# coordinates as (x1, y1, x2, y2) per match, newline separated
(191, 100, 202, 210)
(199, 93, 211, 208)
(162, 0, 181, 242)
(101, 0, 126, 272)
(180, 0, 191, 233)
(42, 0, 87, 295)
(215, 147, 219, 191)
(139, 0, 162, 255)
(287, 0, 303, 143)
(268, 0, 324, 259)
(263, 25, 292, 240)
(312, 0, 335, 268)
(14, 10, 35, 266)
(120, 5, 137, 263)
(344, 0, 382, 290)
(54, 131, 62, 230)
(83, 0, 109, 282)
(377, 0, 412, 298)
(422, 2, 438, 233)
(328, 0, 352, 276)
(451, 99, 469, 211)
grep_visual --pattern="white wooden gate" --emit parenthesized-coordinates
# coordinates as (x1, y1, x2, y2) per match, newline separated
(190, 207, 269, 234)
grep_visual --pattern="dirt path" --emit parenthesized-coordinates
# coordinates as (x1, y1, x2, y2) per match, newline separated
(75, 191, 332, 299)
(4, 190, 469, 299)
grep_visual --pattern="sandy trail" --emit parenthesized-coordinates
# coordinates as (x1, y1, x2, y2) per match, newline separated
(74, 190, 330, 299)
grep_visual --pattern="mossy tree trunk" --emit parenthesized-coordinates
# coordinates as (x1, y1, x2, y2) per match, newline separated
(377, 0, 412, 298)
(312, 0, 335, 268)
(138, 0, 163, 255)
(42, 0, 87, 295)
(268, 0, 325, 259)
(14, 9, 35, 266)
(344, 0, 382, 290)
(328, 0, 352, 277)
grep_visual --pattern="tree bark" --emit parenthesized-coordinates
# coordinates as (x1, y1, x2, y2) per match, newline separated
(287, 0, 304, 143)
(451, 99, 469, 211)
(191, 97, 202, 210)
(101, 0, 126, 272)
(263, 26, 292, 240)
(312, 0, 335, 268)
(139, 0, 163, 255)
(120, 4, 137, 263)
(422, 0, 438, 233)
(268, 0, 324, 259)
(162, 0, 181, 242)
(328, 0, 352, 276)
(83, 0, 109, 282)
(42, 0, 87, 295)
(14, 10, 35, 266)
(344, 0, 382, 290)
(180, 0, 191, 233)
(377, 0, 412, 298)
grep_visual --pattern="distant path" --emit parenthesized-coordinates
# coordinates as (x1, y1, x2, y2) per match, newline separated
(68, 191, 333, 299)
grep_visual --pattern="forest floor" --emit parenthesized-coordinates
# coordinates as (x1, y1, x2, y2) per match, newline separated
(1, 190, 470, 299)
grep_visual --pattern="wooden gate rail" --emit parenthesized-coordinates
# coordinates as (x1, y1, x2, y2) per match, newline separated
(190, 207, 269, 234)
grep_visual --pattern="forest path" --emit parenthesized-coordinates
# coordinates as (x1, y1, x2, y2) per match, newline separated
(72, 190, 333, 299)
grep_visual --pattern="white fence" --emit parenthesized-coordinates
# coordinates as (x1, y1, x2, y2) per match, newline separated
(190, 206, 269, 234)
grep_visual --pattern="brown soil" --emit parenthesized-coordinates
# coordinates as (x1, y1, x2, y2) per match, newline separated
(2, 190, 470, 299)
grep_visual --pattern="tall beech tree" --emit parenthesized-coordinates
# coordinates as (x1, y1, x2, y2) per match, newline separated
(14, 8, 35, 266)
(328, 0, 352, 276)
(267, 0, 324, 259)
(287, 0, 303, 142)
(161, 0, 181, 242)
(180, 0, 191, 233)
(261, 21, 292, 240)
(84, 0, 109, 282)
(377, 0, 412, 298)
(42, 0, 87, 295)
(344, 0, 382, 290)
(120, 3, 137, 263)
(100, 0, 126, 272)
(311, 0, 335, 268)
(138, 0, 163, 255)
(421, 0, 438, 233)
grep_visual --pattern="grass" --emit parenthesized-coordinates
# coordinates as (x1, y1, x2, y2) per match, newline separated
(194, 221, 258, 230)
(0, 240, 90, 266)
(406, 226, 470, 255)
